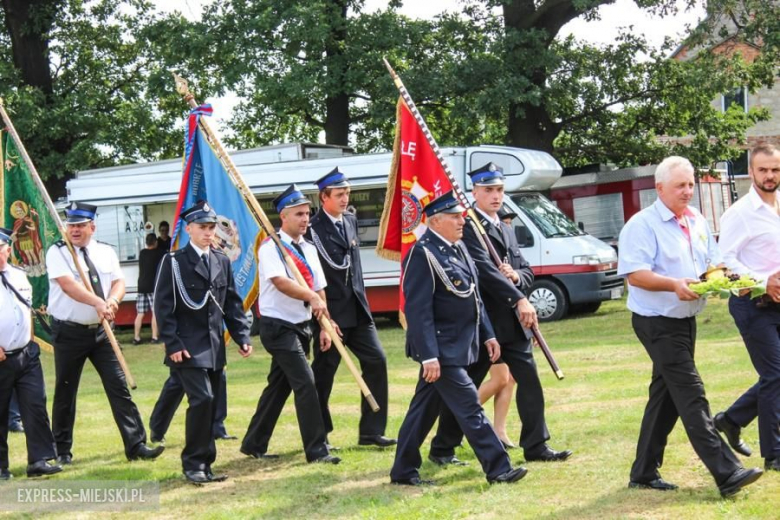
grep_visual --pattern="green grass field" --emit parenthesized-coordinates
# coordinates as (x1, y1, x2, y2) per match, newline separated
(2, 298, 778, 519)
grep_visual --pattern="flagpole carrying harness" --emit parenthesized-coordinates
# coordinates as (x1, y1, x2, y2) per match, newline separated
(170, 256, 224, 316)
(309, 227, 351, 285)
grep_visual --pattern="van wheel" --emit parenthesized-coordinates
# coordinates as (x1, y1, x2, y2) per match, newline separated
(528, 280, 568, 322)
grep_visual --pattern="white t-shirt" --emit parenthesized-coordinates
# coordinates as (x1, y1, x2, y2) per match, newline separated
(257, 230, 326, 324)
(47, 239, 124, 324)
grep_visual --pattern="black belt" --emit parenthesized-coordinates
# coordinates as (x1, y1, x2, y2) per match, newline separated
(4, 340, 33, 356)
(52, 317, 101, 330)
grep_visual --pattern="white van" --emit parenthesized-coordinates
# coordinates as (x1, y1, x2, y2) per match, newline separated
(66, 143, 621, 324)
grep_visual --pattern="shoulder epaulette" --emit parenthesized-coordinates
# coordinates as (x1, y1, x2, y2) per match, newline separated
(54, 239, 67, 248)
(169, 248, 185, 256)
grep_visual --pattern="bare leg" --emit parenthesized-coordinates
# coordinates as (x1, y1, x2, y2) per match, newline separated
(151, 314, 159, 340)
(133, 312, 145, 341)
(494, 373, 516, 446)
(479, 363, 510, 405)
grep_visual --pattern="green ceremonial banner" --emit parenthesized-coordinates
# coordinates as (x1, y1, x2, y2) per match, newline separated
(0, 130, 60, 345)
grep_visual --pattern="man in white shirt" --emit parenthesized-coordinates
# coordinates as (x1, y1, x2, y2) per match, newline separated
(240, 184, 340, 464)
(47, 202, 163, 465)
(0, 227, 61, 479)
(715, 143, 780, 473)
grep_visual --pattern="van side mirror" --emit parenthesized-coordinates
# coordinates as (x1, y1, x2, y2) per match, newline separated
(515, 226, 534, 248)
(577, 221, 585, 232)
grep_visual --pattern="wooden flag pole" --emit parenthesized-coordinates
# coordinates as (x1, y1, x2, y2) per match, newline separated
(0, 99, 137, 389)
(382, 59, 564, 380)
(173, 74, 379, 412)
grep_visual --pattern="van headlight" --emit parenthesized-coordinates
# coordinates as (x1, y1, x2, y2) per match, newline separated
(573, 254, 600, 266)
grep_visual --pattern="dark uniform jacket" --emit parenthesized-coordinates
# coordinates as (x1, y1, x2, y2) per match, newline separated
(462, 211, 534, 344)
(402, 229, 494, 367)
(154, 243, 250, 369)
(307, 209, 371, 328)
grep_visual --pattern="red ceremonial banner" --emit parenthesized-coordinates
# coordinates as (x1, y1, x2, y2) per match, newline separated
(376, 96, 452, 313)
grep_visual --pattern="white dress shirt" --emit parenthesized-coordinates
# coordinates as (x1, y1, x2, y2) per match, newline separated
(0, 265, 32, 351)
(719, 186, 780, 285)
(46, 239, 124, 324)
(257, 230, 326, 324)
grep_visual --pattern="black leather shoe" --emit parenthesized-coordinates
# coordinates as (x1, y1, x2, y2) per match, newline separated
(391, 476, 434, 486)
(714, 412, 752, 457)
(206, 469, 228, 482)
(628, 478, 678, 491)
(359, 435, 397, 447)
(719, 467, 763, 497)
(311, 454, 341, 464)
(240, 447, 279, 459)
(56, 454, 72, 465)
(0, 468, 12, 480)
(215, 433, 238, 440)
(26, 460, 63, 478)
(9, 422, 24, 433)
(428, 454, 468, 466)
(524, 446, 573, 462)
(765, 457, 780, 471)
(488, 466, 528, 484)
(184, 470, 210, 484)
(128, 443, 165, 461)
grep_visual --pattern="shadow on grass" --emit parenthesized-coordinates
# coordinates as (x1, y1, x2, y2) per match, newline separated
(536, 483, 728, 520)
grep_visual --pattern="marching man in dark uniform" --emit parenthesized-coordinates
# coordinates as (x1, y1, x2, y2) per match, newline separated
(241, 185, 340, 464)
(0, 227, 61, 479)
(390, 191, 527, 486)
(308, 168, 394, 448)
(429, 164, 571, 465)
(46, 202, 163, 465)
(153, 200, 253, 484)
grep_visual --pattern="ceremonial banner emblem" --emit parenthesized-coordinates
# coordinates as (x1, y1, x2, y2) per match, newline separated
(172, 104, 265, 311)
(376, 97, 452, 317)
(0, 131, 60, 344)
(376, 97, 450, 261)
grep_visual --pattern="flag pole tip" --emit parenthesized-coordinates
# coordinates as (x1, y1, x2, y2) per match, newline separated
(173, 73, 189, 96)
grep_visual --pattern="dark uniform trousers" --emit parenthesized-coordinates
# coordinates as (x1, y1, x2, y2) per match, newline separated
(430, 212, 550, 458)
(630, 314, 741, 485)
(430, 336, 550, 458)
(725, 295, 780, 459)
(390, 365, 511, 481)
(174, 367, 222, 472)
(311, 317, 388, 436)
(0, 341, 57, 466)
(51, 321, 146, 459)
(149, 368, 229, 439)
(242, 317, 328, 461)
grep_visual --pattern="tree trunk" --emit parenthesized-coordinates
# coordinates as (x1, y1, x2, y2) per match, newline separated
(502, 0, 609, 152)
(323, 0, 350, 146)
(1, 0, 59, 97)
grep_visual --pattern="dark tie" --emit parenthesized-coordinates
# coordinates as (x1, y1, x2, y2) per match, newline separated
(81, 247, 106, 299)
(335, 220, 347, 242)
(201, 252, 210, 273)
(291, 241, 305, 258)
(289, 241, 309, 308)
(1, 270, 31, 308)
(453, 243, 466, 262)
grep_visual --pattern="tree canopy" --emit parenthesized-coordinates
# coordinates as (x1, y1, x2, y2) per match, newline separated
(0, 0, 777, 193)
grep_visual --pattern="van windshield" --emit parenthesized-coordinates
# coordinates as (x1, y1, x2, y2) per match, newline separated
(510, 193, 584, 238)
